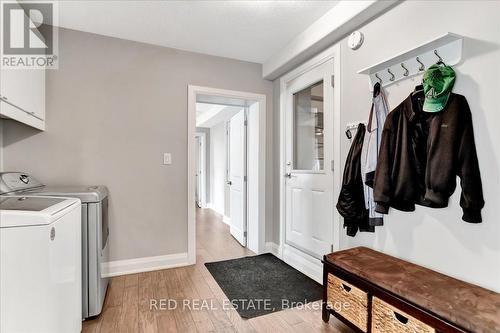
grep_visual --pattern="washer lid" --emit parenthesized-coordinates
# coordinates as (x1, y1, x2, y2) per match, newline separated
(0, 196, 64, 211)
(0, 196, 80, 228)
(31, 185, 108, 203)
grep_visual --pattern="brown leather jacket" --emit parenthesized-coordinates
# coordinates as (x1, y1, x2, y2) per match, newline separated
(373, 92, 484, 223)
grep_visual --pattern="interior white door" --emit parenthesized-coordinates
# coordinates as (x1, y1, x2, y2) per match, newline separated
(228, 110, 247, 246)
(284, 58, 334, 259)
(195, 136, 202, 207)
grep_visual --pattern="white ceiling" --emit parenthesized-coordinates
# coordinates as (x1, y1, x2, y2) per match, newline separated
(196, 103, 242, 128)
(56, 0, 338, 64)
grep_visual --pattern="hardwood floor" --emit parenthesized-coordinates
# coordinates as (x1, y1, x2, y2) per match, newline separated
(82, 208, 352, 333)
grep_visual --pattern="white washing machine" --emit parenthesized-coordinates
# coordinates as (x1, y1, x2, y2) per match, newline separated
(0, 172, 110, 319)
(0, 195, 82, 333)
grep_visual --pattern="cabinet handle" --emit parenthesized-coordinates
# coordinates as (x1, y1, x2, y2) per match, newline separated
(341, 283, 351, 292)
(394, 311, 409, 324)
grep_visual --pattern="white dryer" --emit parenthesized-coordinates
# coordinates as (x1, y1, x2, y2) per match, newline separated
(0, 196, 82, 333)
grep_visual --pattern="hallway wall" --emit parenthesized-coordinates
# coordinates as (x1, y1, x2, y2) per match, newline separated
(196, 127, 211, 205)
(339, 0, 500, 293)
(209, 121, 227, 216)
(273, 0, 500, 292)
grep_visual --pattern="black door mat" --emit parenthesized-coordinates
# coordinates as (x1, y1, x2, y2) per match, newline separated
(205, 253, 322, 318)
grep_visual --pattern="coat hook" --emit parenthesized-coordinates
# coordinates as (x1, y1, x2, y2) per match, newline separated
(434, 50, 444, 64)
(375, 73, 382, 84)
(387, 68, 395, 81)
(416, 57, 425, 71)
(401, 63, 409, 77)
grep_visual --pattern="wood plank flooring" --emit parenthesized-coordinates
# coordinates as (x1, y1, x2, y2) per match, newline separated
(82, 208, 352, 333)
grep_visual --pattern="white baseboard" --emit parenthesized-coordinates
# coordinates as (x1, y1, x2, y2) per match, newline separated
(282, 244, 323, 284)
(206, 203, 225, 217)
(265, 242, 281, 257)
(222, 215, 231, 225)
(102, 252, 189, 278)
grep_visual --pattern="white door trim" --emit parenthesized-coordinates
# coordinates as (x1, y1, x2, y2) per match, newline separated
(188, 85, 267, 264)
(278, 44, 342, 282)
(195, 132, 207, 208)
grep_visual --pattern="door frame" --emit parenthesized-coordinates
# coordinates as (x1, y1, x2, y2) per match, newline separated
(278, 44, 342, 282)
(188, 85, 267, 264)
(195, 132, 207, 208)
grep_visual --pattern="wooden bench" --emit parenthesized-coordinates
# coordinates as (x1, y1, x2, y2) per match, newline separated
(322, 247, 500, 333)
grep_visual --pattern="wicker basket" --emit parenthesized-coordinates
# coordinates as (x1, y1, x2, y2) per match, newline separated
(327, 274, 368, 332)
(372, 297, 435, 333)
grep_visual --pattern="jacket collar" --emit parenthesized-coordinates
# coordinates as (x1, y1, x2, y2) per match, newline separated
(404, 93, 418, 123)
(404, 92, 455, 122)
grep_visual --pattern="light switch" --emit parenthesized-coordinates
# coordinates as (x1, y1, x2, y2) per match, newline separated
(163, 153, 172, 165)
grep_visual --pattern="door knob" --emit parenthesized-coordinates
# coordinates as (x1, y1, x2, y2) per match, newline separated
(227, 181, 232, 185)
(285, 173, 292, 178)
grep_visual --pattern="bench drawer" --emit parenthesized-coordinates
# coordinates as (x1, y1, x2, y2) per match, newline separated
(327, 273, 369, 332)
(372, 297, 435, 333)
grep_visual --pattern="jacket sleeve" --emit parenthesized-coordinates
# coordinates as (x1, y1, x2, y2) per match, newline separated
(373, 120, 393, 214)
(457, 97, 484, 223)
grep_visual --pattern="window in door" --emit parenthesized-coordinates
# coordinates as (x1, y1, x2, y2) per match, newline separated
(293, 81, 324, 171)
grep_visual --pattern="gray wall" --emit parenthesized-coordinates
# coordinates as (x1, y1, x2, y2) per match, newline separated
(2, 27, 274, 262)
(273, 0, 500, 291)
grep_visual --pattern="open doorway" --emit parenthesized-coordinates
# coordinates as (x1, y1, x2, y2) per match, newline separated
(196, 101, 247, 245)
(187, 86, 267, 264)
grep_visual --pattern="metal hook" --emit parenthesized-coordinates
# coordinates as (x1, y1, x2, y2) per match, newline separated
(375, 73, 382, 84)
(401, 63, 409, 77)
(416, 57, 425, 71)
(387, 68, 395, 81)
(434, 50, 444, 64)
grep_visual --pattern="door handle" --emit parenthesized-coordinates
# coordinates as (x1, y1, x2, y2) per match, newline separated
(227, 181, 232, 185)
(285, 173, 292, 178)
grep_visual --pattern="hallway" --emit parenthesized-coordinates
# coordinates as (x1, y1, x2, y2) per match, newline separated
(82, 208, 351, 333)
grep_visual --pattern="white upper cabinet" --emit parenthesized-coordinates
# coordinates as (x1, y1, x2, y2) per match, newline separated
(0, 66, 46, 130)
(0, 1, 46, 131)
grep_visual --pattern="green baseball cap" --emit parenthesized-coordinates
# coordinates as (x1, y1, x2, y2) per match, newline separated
(423, 64, 456, 112)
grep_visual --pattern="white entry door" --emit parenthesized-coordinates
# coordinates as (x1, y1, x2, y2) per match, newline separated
(228, 110, 247, 246)
(284, 59, 334, 259)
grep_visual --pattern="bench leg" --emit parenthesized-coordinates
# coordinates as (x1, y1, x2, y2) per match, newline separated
(322, 302, 330, 322)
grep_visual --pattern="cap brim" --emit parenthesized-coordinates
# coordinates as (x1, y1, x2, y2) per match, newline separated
(423, 93, 450, 112)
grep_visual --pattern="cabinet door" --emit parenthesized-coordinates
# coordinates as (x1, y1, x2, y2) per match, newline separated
(0, 66, 45, 121)
(0, 1, 45, 129)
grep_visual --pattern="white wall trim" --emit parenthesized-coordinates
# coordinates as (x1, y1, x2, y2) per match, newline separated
(222, 215, 231, 225)
(263, 0, 399, 80)
(188, 85, 267, 264)
(102, 252, 189, 278)
(207, 204, 222, 215)
(278, 44, 343, 278)
(282, 245, 323, 284)
(265, 242, 281, 257)
(264, 242, 321, 283)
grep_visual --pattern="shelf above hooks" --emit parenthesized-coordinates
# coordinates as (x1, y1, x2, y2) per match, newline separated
(357, 32, 463, 88)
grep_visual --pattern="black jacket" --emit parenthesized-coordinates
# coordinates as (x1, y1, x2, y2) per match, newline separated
(374, 92, 484, 223)
(337, 124, 374, 236)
